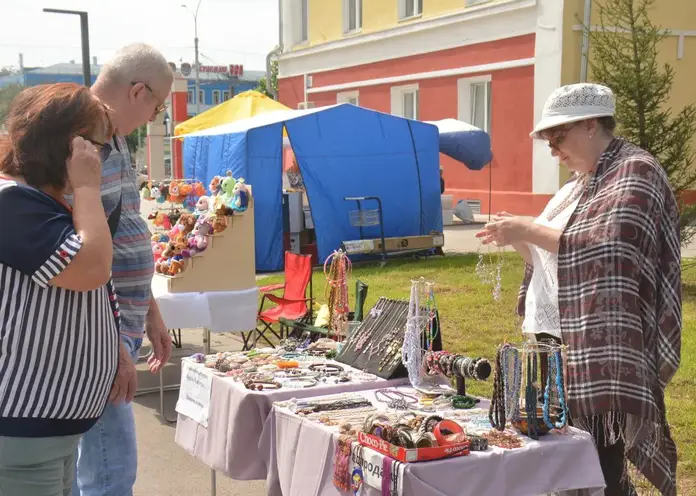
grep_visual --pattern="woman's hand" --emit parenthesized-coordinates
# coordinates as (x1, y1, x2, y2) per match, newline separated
(66, 136, 102, 190)
(475, 212, 532, 246)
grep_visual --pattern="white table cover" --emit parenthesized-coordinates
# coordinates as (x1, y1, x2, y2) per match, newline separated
(151, 278, 258, 332)
(258, 388, 606, 496)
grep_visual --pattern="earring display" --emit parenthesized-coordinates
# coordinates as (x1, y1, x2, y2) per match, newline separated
(336, 297, 444, 379)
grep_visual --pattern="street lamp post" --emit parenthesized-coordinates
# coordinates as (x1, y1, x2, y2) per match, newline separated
(43, 8, 91, 86)
(182, 0, 202, 116)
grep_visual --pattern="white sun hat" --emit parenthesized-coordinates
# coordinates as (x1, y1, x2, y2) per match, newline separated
(530, 83, 616, 138)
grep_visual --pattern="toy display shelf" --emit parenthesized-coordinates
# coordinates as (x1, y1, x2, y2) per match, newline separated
(152, 199, 256, 294)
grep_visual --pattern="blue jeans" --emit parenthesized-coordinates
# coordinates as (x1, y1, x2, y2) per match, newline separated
(72, 335, 142, 496)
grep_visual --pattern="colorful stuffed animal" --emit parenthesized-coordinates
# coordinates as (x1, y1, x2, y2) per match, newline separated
(211, 215, 227, 234)
(168, 259, 185, 276)
(196, 195, 210, 213)
(230, 178, 250, 212)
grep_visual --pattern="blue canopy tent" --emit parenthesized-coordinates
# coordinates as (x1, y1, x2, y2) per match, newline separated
(180, 104, 442, 272)
(426, 119, 492, 171)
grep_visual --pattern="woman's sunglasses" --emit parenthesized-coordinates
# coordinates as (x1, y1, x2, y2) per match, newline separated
(86, 139, 113, 162)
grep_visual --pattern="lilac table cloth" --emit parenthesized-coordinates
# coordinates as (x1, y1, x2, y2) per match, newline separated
(258, 389, 606, 496)
(174, 365, 408, 480)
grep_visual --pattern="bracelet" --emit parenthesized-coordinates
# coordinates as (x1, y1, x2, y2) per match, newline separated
(419, 415, 444, 434)
(283, 378, 317, 388)
(308, 363, 344, 376)
(432, 420, 465, 446)
(452, 395, 477, 409)
(414, 432, 438, 448)
(244, 380, 281, 391)
(467, 434, 488, 451)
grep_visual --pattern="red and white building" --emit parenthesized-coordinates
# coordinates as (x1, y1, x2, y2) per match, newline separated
(276, 0, 565, 215)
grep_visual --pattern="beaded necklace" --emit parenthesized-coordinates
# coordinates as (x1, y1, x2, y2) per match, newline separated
(476, 244, 504, 301)
(374, 389, 418, 410)
(524, 352, 539, 439)
(542, 349, 568, 429)
(501, 345, 521, 422)
(324, 250, 351, 340)
(488, 344, 507, 431)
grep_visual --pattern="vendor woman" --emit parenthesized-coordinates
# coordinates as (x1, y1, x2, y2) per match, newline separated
(475, 83, 681, 496)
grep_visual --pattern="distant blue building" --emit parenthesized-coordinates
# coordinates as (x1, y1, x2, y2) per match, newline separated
(0, 59, 264, 119)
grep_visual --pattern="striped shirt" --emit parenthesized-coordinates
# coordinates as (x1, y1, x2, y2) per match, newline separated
(0, 180, 119, 437)
(72, 136, 154, 337)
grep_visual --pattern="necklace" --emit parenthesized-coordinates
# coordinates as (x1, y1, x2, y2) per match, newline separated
(524, 351, 539, 439)
(542, 349, 568, 429)
(476, 244, 504, 301)
(374, 389, 418, 410)
(488, 344, 507, 431)
(324, 250, 351, 340)
(501, 345, 521, 421)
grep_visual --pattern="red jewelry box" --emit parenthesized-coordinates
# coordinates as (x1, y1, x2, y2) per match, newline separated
(357, 432, 470, 463)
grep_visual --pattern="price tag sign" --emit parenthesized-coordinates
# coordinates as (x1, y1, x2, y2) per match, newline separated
(175, 361, 213, 427)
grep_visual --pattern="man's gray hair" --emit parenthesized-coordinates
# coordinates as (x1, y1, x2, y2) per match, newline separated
(99, 43, 172, 87)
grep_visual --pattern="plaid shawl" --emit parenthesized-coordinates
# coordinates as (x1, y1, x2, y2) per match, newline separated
(517, 139, 681, 494)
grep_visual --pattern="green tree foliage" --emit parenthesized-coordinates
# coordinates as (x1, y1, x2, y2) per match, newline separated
(586, 0, 696, 245)
(254, 60, 278, 99)
(0, 84, 23, 126)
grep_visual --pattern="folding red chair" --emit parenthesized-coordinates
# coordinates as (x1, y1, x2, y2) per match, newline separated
(242, 252, 313, 349)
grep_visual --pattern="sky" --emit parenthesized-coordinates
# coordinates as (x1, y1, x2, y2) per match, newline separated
(0, 0, 279, 72)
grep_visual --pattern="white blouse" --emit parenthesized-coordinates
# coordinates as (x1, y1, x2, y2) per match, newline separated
(522, 179, 581, 339)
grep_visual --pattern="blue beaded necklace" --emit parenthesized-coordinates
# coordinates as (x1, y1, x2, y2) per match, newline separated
(542, 350, 568, 430)
(525, 352, 539, 439)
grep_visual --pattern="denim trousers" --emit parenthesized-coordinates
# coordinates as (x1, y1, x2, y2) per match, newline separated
(72, 335, 142, 496)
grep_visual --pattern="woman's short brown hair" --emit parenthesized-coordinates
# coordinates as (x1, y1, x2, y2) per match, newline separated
(0, 83, 112, 189)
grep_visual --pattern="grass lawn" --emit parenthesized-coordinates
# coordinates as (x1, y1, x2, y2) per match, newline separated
(265, 253, 696, 488)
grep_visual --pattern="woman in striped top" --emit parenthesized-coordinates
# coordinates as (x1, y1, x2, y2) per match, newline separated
(0, 84, 119, 495)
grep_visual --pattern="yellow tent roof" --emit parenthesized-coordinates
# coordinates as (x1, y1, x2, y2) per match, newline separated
(174, 90, 290, 137)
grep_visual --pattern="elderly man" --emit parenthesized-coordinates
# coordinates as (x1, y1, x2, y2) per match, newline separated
(72, 43, 174, 496)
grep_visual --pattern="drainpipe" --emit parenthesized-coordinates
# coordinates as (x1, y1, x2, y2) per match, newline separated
(265, 0, 284, 100)
(580, 0, 592, 82)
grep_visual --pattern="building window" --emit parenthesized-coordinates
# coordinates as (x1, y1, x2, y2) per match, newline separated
(187, 90, 194, 104)
(212, 90, 221, 105)
(222, 90, 231, 101)
(343, 0, 362, 34)
(390, 84, 419, 120)
(293, 0, 309, 45)
(398, 0, 423, 20)
(337, 91, 359, 106)
(198, 89, 205, 105)
(457, 76, 492, 133)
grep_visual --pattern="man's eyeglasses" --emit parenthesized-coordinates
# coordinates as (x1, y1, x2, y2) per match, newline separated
(131, 81, 166, 115)
(86, 139, 113, 162)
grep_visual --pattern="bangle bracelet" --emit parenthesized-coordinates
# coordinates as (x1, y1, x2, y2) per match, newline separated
(284, 378, 317, 388)
(432, 419, 465, 446)
(452, 395, 477, 409)
(244, 380, 281, 391)
(308, 363, 344, 375)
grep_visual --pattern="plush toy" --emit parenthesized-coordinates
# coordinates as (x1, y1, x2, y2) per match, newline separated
(211, 215, 227, 234)
(196, 195, 210, 213)
(168, 181, 182, 203)
(152, 243, 164, 262)
(220, 172, 236, 203)
(155, 259, 170, 274)
(141, 183, 152, 200)
(151, 186, 161, 203)
(184, 219, 212, 257)
(169, 259, 185, 276)
(230, 178, 250, 212)
(176, 213, 196, 239)
(209, 176, 222, 196)
(194, 182, 207, 197)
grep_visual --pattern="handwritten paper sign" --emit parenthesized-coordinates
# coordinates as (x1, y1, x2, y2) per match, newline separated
(175, 361, 213, 427)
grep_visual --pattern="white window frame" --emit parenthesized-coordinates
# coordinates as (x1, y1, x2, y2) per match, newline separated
(457, 75, 492, 133)
(390, 83, 419, 120)
(398, 0, 423, 20)
(198, 89, 205, 105)
(187, 89, 194, 104)
(337, 90, 360, 106)
(343, 0, 362, 34)
(212, 90, 221, 105)
(465, 0, 493, 6)
(293, 0, 309, 46)
(222, 90, 231, 101)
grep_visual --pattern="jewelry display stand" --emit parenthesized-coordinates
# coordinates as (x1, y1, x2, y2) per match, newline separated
(336, 297, 443, 379)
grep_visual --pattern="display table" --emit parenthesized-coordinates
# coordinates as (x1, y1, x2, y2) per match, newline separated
(258, 387, 606, 496)
(174, 363, 410, 481)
